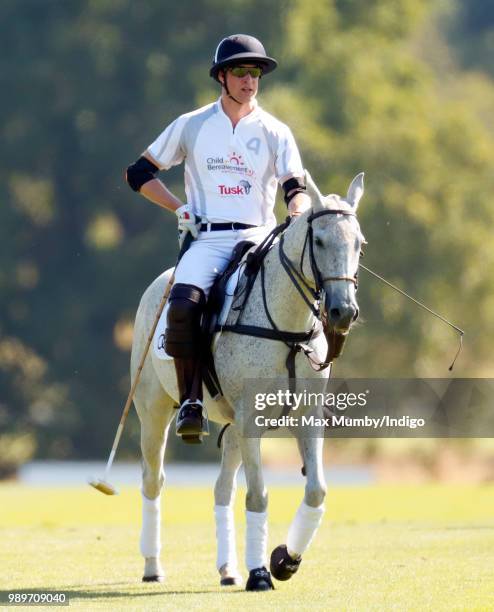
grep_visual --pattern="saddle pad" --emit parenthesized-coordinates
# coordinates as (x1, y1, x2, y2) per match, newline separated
(153, 267, 242, 361)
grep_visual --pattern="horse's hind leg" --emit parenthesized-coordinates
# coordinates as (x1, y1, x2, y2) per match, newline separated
(214, 424, 242, 586)
(270, 436, 326, 582)
(134, 365, 176, 583)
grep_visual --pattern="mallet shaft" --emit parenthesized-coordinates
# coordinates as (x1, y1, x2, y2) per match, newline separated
(91, 233, 193, 493)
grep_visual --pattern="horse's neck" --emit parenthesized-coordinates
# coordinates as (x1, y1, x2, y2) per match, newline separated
(250, 215, 316, 332)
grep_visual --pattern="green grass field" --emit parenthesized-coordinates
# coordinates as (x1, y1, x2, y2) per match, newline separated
(1, 483, 493, 610)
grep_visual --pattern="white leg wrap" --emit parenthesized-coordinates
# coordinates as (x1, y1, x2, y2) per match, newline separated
(140, 491, 161, 558)
(245, 510, 268, 571)
(287, 501, 325, 558)
(215, 505, 239, 573)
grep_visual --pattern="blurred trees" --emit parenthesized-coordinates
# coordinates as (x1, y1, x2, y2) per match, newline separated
(0, 0, 493, 470)
(445, 0, 494, 77)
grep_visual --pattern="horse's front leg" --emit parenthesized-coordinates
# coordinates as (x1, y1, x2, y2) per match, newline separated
(270, 436, 326, 582)
(238, 435, 274, 591)
(214, 424, 242, 586)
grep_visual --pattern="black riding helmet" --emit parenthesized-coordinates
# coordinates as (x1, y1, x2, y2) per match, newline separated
(210, 34, 277, 82)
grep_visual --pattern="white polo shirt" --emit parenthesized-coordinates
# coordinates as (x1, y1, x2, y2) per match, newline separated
(147, 98, 304, 227)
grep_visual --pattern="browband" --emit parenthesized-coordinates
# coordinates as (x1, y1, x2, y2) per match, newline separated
(307, 209, 356, 222)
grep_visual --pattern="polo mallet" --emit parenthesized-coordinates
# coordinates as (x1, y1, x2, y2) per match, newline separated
(89, 233, 192, 495)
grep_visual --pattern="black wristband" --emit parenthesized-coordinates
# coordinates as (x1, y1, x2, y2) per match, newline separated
(284, 187, 306, 206)
(282, 176, 306, 206)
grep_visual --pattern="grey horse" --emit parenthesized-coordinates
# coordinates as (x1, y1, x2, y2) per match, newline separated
(131, 171, 365, 589)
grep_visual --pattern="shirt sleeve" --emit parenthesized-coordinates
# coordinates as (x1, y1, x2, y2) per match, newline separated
(275, 125, 304, 183)
(146, 115, 187, 170)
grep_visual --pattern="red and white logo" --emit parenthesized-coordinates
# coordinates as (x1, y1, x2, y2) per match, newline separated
(206, 152, 254, 177)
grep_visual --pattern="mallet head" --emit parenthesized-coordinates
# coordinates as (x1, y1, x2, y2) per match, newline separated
(88, 477, 118, 496)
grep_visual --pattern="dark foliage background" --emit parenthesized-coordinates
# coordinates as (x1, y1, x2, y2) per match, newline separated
(1, 0, 493, 472)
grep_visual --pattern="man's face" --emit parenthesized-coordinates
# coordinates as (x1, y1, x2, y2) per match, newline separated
(220, 64, 261, 103)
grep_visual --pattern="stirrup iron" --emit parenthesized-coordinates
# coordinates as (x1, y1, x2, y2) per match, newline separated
(175, 399, 209, 438)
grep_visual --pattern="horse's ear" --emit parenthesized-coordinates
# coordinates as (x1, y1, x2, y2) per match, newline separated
(305, 170, 325, 211)
(346, 172, 365, 209)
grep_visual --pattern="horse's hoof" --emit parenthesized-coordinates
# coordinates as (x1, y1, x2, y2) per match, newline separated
(270, 544, 301, 581)
(219, 563, 242, 586)
(220, 576, 242, 586)
(181, 434, 202, 444)
(245, 567, 274, 591)
(143, 557, 164, 581)
(142, 574, 164, 583)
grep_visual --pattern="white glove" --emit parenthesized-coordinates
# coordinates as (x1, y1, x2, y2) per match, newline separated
(175, 204, 200, 245)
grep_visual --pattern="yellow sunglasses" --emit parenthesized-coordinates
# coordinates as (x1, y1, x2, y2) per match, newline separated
(229, 66, 263, 78)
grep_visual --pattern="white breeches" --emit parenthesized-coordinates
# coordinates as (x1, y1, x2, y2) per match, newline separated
(174, 225, 272, 295)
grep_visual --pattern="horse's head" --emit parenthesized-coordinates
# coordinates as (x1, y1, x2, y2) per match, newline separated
(304, 171, 366, 334)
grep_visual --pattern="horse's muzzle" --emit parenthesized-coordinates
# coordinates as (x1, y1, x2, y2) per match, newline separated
(327, 303, 358, 332)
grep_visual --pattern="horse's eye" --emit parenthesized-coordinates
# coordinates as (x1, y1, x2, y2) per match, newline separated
(314, 236, 323, 247)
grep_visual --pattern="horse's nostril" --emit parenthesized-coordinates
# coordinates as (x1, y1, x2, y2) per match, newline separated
(330, 308, 340, 320)
(352, 308, 359, 321)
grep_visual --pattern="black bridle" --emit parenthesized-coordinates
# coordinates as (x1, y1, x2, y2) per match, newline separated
(277, 208, 361, 369)
(222, 209, 361, 374)
(279, 209, 360, 320)
(307, 208, 360, 287)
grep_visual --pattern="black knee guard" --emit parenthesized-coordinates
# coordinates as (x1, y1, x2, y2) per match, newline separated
(165, 284, 206, 358)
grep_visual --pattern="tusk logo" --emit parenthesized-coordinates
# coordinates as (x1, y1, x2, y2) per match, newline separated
(218, 181, 252, 196)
